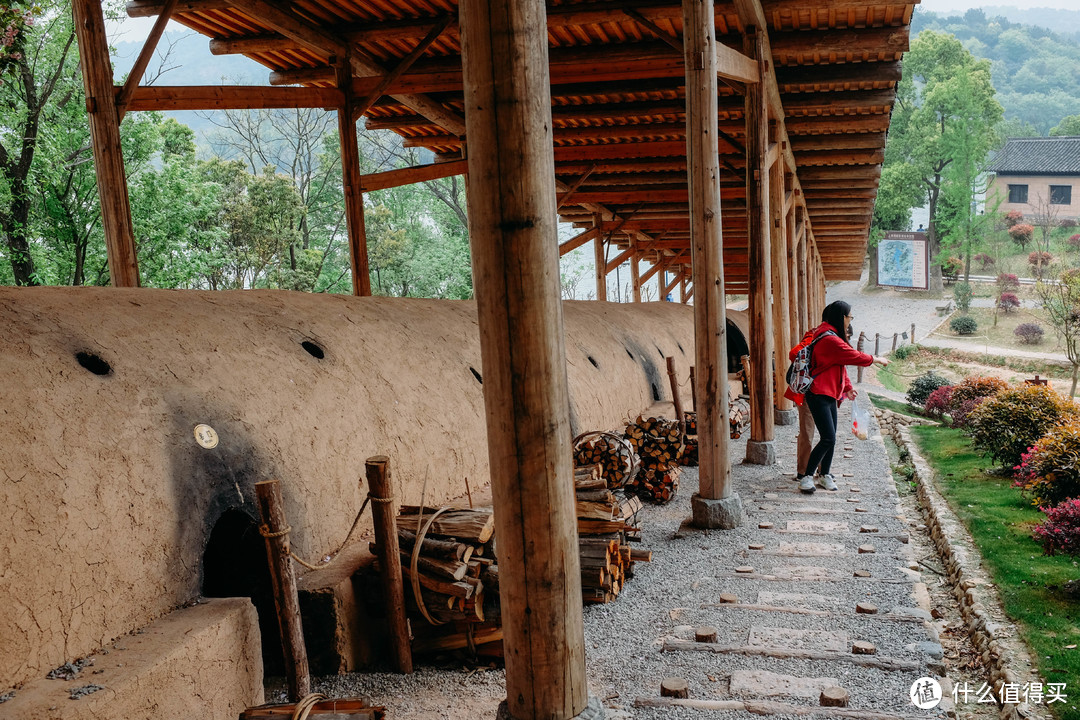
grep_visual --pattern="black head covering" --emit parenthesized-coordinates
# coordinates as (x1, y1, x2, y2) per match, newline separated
(821, 300, 851, 343)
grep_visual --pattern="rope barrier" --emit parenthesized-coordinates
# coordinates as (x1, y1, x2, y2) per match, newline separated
(410, 506, 453, 627)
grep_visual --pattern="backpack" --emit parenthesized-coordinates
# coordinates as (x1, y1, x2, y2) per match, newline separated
(785, 330, 836, 404)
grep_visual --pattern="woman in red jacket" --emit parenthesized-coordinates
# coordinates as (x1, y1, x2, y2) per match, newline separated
(793, 300, 889, 494)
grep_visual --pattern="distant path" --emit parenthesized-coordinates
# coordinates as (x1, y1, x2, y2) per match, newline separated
(825, 270, 944, 346)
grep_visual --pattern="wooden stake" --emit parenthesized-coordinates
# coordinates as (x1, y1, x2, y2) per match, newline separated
(72, 0, 140, 287)
(254, 480, 311, 700)
(891, 333, 898, 352)
(689, 366, 696, 412)
(661, 678, 689, 699)
(666, 356, 685, 431)
(744, 26, 775, 453)
(682, 0, 731, 500)
(365, 456, 413, 673)
(460, 1, 587, 716)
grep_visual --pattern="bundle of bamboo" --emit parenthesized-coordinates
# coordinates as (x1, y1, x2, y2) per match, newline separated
(623, 415, 684, 503)
(572, 431, 639, 489)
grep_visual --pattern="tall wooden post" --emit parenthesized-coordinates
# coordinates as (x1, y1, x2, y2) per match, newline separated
(744, 26, 775, 466)
(72, 0, 140, 287)
(459, 2, 589, 718)
(365, 457, 412, 673)
(856, 332, 866, 383)
(631, 245, 642, 302)
(337, 56, 372, 296)
(254, 480, 311, 701)
(797, 231, 809, 334)
(769, 153, 794, 425)
(683, 0, 739, 528)
(786, 188, 799, 343)
(594, 214, 607, 301)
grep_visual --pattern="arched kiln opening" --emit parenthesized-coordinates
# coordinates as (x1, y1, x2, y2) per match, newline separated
(201, 508, 284, 675)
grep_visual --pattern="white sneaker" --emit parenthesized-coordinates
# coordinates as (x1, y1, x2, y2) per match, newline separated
(818, 474, 839, 491)
(798, 475, 816, 494)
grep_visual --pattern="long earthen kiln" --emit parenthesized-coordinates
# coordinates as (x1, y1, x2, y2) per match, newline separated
(0, 288, 748, 718)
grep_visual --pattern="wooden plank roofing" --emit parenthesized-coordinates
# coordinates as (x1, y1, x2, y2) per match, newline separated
(125, 0, 916, 287)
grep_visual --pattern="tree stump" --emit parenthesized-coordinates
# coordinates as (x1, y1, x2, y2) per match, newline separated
(718, 593, 738, 604)
(852, 641, 877, 655)
(857, 545, 875, 554)
(820, 687, 849, 707)
(695, 626, 718, 643)
(661, 677, 689, 699)
(853, 570, 871, 578)
(856, 602, 878, 615)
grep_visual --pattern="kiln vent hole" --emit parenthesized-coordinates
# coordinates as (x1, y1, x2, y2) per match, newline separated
(652, 383, 661, 401)
(301, 340, 325, 359)
(202, 508, 284, 674)
(625, 348, 635, 360)
(655, 345, 664, 357)
(588, 356, 599, 369)
(677, 342, 685, 355)
(76, 352, 112, 376)
(470, 367, 483, 384)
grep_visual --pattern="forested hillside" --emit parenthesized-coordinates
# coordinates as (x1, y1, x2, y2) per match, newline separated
(912, 7, 1080, 135)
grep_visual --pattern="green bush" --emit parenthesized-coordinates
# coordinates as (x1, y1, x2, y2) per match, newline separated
(966, 385, 1080, 468)
(1013, 421, 1080, 508)
(891, 344, 917, 361)
(950, 315, 978, 335)
(953, 281, 973, 313)
(906, 371, 952, 407)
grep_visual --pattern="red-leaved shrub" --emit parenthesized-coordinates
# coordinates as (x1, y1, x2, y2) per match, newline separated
(951, 397, 986, 429)
(1032, 498, 1080, 557)
(1005, 210, 1024, 228)
(998, 292, 1020, 312)
(1068, 233, 1080, 249)
(997, 272, 1020, 293)
(974, 253, 995, 269)
(1029, 251, 1053, 272)
(1010, 223, 1035, 248)
(924, 385, 953, 420)
(1014, 322, 1044, 344)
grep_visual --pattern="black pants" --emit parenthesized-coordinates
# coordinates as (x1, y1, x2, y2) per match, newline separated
(804, 390, 838, 477)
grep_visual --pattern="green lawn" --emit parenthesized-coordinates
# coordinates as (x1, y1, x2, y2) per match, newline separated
(910, 425, 1080, 719)
(942, 307, 1062, 353)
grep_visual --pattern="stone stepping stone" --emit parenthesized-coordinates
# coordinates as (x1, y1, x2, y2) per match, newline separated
(770, 541, 847, 557)
(748, 543, 765, 550)
(758, 522, 774, 529)
(757, 591, 843, 608)
(718, 593, 739, 604)
(852, 640, 877, 655)
(855, 602, 878, 615)
(748, 626, 849, 652)
(853, 570, 872, 578)
(785, 520, 849, 533)
(735, 565, 755, 573)
(857, 545, 876, 554)
(729, 669, 840, 699)
(770, 565, 846, 581)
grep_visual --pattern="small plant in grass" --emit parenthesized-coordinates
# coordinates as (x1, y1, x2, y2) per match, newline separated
(924, 385, 953, 420)
(1068, 233, 1080, 250)
(941, 256, 962, 279)
(997, 272, 1020, 294)
(1032, 498, 1080, 557)
(907, 371, 952, 408)
(1009, 223, 1034, 250)
(1061, 218, 1078, 229)
(1004, 209, 1024, 228)
(997, 292, 1020, 313)
(1028, 251, 1054, 276)
(1014, 322, 1044, 345)
(891, 343, 917, 361)
(1013, 421, 1080, 507)
(953, 281, 973, 312)
(973, 252, 995, 270)
(966, 385, 1080, 468)
(950, 315, 978, 335)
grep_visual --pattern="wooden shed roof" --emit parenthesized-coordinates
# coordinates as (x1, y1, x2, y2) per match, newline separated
(125, 0, 916, 288)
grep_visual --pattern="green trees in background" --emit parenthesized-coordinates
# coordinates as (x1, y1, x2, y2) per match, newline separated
(0, 0, 473, 299)
(874, 31, 1002, 291)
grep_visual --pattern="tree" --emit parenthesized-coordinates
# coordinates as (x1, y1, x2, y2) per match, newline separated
(1049, 114, 1080, 137)
(1036, 270, 1080, 396)
(0, 3, 78, 285)
(880, 31, 1003, 293)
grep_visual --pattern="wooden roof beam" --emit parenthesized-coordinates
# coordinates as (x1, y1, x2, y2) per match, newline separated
(791, 133, 887, 151)
(776, 61, 902, 90)
(223, 0, 465, 135)
(120, 84, 343, 111)
(559, 227, 601, 256)
(359, 158, 467, 193)
(116, 0, 179, 121)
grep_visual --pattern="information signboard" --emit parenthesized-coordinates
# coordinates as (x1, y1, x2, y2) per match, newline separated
(877, 232, 929, 290)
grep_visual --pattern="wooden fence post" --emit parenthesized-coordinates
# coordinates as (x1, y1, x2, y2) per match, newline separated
(856, 332, 866, 383)
(667, 357, 685, 430)
(874, 333, 880, 355)
(892, 333, 898, 352)
(911, 323, 916, 344)
(255, 480, 311, 701)
(365, 456, 413, 673)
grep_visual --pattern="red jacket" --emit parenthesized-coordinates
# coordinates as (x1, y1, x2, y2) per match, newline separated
(788, 323, 874, 402)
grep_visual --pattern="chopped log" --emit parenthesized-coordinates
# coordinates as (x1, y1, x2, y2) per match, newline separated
(396, 508, 495, 543)
(575, 499, 618, 520)
(695, 626, 718, 643)
(574, 488, 616, 503)
(480, 565, 499, 595)
(629, 548, 653, 562)
(397, 529, 473, 562)
(373, 558, 475, 599)
(820, 687, 849, 708)
(411, 624, 503, 654)
(574, 464, 607, 490)
(400, 551, 468, 581)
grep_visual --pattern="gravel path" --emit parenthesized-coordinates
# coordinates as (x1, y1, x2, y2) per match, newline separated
(826, 274, 945, 345)
(295, 401, 945, 719)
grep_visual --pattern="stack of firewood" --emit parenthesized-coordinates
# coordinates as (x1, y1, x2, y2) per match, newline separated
(622, 415, 684, 504)
(729, 398, 750, 439)
(574, 464, 650, 604)
(372, 506, 502, 657)
(679, 412, 698, 466)
(572, 432, 638, 489)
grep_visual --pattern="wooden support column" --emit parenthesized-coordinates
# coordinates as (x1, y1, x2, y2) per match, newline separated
(631, 245, 642, 302)
(785, 185, 800, 343)
(680, 276, 689, 304)
(796, 231, 809, 334)
(594, 213, 607, 301)
(682, 0, 738, 527)
(769, 149, 794, 424)
(459, 2, 588, 718)
(743, 26, 775, 465)
(337, 56, 371, 296)
(72, 0, 140, 287)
